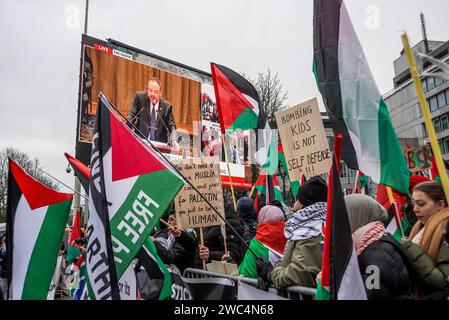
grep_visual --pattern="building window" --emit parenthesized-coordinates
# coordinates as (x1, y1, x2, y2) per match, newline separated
(441, 115, 449, 131)
(446, 89, 449, 106)
(438, 92, 447, 108)
(440, 140, 446, 154)
(340, 161, 347, 178)
(434, 119, 441, 133)
(429, 96, 438, 112)
(428, 77, 435, 91)
(440, 138, 449, 154)
(422, 123, 428, 137)
(327, 136, 334, 152)
(422, 79, 428, 92)
(435, 77, 444, 87)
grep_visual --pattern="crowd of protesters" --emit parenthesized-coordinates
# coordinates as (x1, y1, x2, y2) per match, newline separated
(1, 175, 448, 300)
(141, 175, 449, 300)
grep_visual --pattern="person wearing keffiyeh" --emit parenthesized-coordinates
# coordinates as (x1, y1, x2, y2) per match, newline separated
(256, 176, 328, 290)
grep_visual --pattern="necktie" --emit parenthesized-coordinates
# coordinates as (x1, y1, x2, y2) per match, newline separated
(150, 104, 157, 141)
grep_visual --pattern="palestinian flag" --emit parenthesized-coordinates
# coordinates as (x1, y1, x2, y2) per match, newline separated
(210, 63, 261, 133)
(210, 62, 277, 174)
(376, 184, 409, 240)
(6, 159, 73, 300)
(354, 171, 369, 195)
(86, 94, 184, 300)
(71, 255, 88, 300)
(136, 237, 172, 300)
(430, 153, 449, 182)
(254, 170, 285, 204)
(238, 221, 286, 279)
(66, 210, 82, 264)
(385, 203, 409, 241)
(315, 134, 366, 300)
(278, 144, 301, 198)
(313, 0, 410, 195)
(65, 152, 91, 194)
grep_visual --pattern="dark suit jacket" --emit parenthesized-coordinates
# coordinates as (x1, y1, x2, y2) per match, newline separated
(127, 92, 176, 143)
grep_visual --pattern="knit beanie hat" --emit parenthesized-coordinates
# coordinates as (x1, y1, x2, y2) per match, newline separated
(296, 176, 328, 207)
(236, 197, 256, 224)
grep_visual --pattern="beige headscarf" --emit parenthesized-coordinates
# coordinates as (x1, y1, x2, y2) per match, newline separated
(408, 207, 449, 262)
(344, 194, 388, 233)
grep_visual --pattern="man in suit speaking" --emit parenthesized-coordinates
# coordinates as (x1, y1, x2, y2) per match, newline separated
(127, 77, 176, 144)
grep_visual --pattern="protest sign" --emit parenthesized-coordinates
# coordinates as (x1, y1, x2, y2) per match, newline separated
(275, 98, 331, 179)
(174, 157, 224, 229)
(404, 144, 433, 172)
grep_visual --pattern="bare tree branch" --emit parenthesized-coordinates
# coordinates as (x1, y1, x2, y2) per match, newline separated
(0, 147, 59, 222)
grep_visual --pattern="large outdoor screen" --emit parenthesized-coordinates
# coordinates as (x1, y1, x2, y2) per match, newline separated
(76, 35, 251, 189)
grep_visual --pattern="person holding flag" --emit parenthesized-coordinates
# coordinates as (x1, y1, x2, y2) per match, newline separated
(256, 176, 327, 290)
(238, 205, 287, 280)
(153, 211, 197, 274)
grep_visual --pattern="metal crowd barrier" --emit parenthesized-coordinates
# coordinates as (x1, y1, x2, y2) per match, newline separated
(183, 268, 317, 300)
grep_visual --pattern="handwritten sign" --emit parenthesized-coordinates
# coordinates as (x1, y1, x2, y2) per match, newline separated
(275, 98, 331, 179)
(174, 157, 224, 229)
(405, 144, 433, 172)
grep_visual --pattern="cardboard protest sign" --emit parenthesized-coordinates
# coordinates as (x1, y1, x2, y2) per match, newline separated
(275, 98, 331, 179)
(405, 144, 433, 172)
(174, 157, 224, 229)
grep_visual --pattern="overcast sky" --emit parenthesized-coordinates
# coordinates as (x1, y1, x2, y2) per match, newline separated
(1, 0, 449, 192)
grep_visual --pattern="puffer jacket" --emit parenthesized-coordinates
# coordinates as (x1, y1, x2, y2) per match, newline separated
(401, 238, 449, 295)
(358, 233, 413, 299)
(269, 235, 321, 289)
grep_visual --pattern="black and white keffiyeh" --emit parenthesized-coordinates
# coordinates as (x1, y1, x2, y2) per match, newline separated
(284, 202, 327, 244)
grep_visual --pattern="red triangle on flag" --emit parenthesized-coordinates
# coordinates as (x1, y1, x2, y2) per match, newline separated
(211, 63, 255, 132)
(109, 109, 166, 182)
(278, 144, 284, 154)
(9, 160, 73, 210)
(254, 170, 267, 187)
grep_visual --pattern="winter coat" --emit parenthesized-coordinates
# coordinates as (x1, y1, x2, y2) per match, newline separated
(401, 238, 449, 295)
(401, 207, 449, 296)
(269, 235, 321, 289)
(242, 222, 257, 248)
(154, 228, 197, 273)
(358, 233, 413, 299)
(236, 197, 257, 254)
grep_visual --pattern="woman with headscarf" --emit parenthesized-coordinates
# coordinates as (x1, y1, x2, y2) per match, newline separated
(400, 181, 449, 297)
(257, 176, 327, 289)
(238, 205, 287, 279)
(345, 194, 413, 300)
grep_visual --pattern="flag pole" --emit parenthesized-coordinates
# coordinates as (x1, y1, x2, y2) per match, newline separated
(102, 93, 258, 259)
(199, 227, 206, 270)
(248, 185, 256, 199)
(38, 167, 88, 201)
(401, 33, 449, 202)
(353, 170, 359, 194)
(222, 135, 238, 210)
